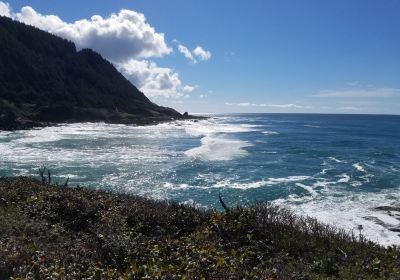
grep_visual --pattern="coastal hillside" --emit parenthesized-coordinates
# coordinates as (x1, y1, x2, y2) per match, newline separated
(0, 16, 184, 130)
(1, 176, 400, 279)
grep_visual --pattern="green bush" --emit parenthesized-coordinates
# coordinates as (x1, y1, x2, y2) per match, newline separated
(0, 177, 399, 279)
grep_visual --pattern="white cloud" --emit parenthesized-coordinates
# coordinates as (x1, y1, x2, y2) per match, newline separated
(314, 88, 399, 98)
(178, 44, 195, 62)
(338, 106, 362, 111)
(118, 59, 181, 98)
(193, 46, 211, 61)
(267, 103, 310, 108)
(225, 102, 311, 109)
(183, 85, 196, 93)
(12, 6, 171, 62)
(199, 94, 207, 99)
(176, 43, 211, 63)
(118, 59, 194, 99)
(0, 1, 10, 17)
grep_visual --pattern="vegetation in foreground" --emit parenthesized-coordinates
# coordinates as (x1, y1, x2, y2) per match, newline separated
(1, 176, 400, 279)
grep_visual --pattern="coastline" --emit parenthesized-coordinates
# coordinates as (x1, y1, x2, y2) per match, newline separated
(0, 114, 206, 131)
(1, 176, 399, 279)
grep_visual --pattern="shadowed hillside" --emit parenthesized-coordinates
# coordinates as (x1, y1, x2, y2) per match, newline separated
(0, 16, 188, 130)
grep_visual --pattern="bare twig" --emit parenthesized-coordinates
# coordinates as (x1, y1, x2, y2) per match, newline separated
(38, 166, 46, 185)
(63, 177, 69, 187)
(47, 170, 51, 185)
(219, 193, 229, 212)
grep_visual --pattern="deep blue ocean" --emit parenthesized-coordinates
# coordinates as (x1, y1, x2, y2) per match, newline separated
(1, 114, 399, 245)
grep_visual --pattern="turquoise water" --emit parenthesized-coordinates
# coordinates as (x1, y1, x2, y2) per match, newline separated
(1, 114, 400, 245)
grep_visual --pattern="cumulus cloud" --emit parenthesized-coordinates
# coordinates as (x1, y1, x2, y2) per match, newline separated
(176, 43, 211, 63)
(118, 59, 195, 98)
(1, 1, 203, 99)
(118, 59, 181, 98)
(0, 1, 10, 17)
(12, 6, 171, 62)
(225, 102, 311, 109)
(193, 46, 211, 61)
(314, 87, 399, 98)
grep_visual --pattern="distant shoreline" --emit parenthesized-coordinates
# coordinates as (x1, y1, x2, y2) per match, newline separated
(0, 114, 206, 131)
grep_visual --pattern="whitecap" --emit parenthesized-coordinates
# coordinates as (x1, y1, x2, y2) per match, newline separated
(296, 183, 318, 197)
(304, 124, 320, 128)
(183, 119, 258, 137)
(329, 156, 343, 163)
(320, 168, 330, 175)
(214, 180, 269, 190)
(337, 174, 350, 183)
(212, 175, 311, 190)
(266, 176, 310, 184)
(184, 135, 252, 161)
(262, 131, 279, 135)
(351, 181, 363, 187)
(353, 163, 366, 172)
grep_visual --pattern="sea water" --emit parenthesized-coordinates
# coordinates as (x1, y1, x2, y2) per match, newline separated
(0, 114, 399, 245)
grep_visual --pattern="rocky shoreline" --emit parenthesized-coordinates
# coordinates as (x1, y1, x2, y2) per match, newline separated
(0, 109, 205, 131)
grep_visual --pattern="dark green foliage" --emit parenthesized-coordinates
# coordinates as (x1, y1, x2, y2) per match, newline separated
(1, 177, 400, 279)
(0, 16, 184, 130)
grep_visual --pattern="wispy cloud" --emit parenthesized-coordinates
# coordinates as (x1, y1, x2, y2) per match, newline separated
(177, 44, 195, 62)
(176, 43, 211, 64)
(314, 87, 400, 98)
(183, 85, 196, 93)
(338, 106, 363, 111)
(346, 81, 360, 87)
(225, 102, 311, 109)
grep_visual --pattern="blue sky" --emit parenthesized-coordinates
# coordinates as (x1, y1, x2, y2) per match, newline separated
(2, 0, 400, 114)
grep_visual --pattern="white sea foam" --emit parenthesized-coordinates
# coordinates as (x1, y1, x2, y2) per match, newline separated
(182, 118, 257, 161)
(337, 174, 350, 183)
(296, 183, 318, 197)
(181, 199, 207, 209)
(351, 181, 363, 187)
(212, 176, 311, 190)
(304, 124, 320, 128)
(183, 119, 258, 137)
(353, 163, 366, 172)
(214, 180, 269, 190)
(320, 168, 330, 175)
(266, 176, 310, 184)
(262, 130, 279, 135)
(163, 182, 191, 190)
(184, 135, 252, 161)
(274, 187, 400, 246)
(329, 156, 343, 163)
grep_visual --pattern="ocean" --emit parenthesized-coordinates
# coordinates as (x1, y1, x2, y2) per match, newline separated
(1, 114, 399, 245)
